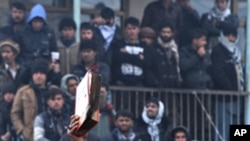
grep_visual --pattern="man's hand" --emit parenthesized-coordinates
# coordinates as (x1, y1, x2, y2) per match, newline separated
(197, 47, 206, 57)
(139, 54, 144, 60)
(49, 61, 61, 73)
(120, 48, 127, 53)
(1, 132, 10, 141)
(53, 63, 60, 73)
(68, 115, 87, 141)
(91, 17, 106, 25)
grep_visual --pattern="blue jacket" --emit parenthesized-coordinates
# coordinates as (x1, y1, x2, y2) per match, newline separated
(15, 4, 57, 66)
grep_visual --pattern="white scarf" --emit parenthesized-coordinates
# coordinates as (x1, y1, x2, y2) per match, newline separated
(99, 24, 116, 51)
(218, 33, 244, 91)
(209, 1, 231, 21)
(218, 33, 240, 62)
(142, 101, 164, 141)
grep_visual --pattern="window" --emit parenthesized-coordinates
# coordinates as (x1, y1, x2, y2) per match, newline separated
(81, 0, 121, 10)
(10, 0, 71, 12)
(81, 0, 128, 28)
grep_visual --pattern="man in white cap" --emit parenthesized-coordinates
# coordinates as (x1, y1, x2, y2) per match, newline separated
(0, 39, 27, 94)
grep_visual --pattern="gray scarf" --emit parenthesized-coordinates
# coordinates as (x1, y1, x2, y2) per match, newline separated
(157, 37, 182, 81)
(114, 128, 136, 141)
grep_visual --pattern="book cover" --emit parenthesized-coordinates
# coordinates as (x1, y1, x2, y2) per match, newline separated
(73, 71, 101, 137)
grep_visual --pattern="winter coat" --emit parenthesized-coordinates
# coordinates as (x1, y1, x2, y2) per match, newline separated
(0, 64, 28, 94)
(134, 116, 170, 141)
(71, 62, 110, 87)
(141, 1, 183, 39)
(46, 70, 63, 87)
(211, 43, 240, 91)
(201, 11, 238, 49)
(111, 39, 147, 86)
(179, 46, 213, 89)
(144, 43, 180, 88)
(15, 4, 57, 66)
(201, 13, 238, 37)
(33, 108, 70, 141)
(0, 101, 17, 140)
(178, 5, 200, 47)
(57, 39, 79, 74)
(0, 13, 26, 39)
(11, 85, 39, 141)
(11, 84, 51, 141)
(97, 25, 122, 64)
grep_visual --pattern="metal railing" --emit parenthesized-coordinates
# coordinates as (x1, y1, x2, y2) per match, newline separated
(110, 86, 249, 141)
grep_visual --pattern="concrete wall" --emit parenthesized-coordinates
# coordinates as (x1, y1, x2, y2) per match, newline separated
(0, 0, 10, 27)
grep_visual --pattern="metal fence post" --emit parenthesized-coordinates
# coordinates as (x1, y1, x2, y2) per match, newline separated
(73, 0, 81, 42)
(245, 0, 250, 124)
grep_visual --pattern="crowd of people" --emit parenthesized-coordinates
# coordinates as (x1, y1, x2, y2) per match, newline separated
(0, 0, 244, 141)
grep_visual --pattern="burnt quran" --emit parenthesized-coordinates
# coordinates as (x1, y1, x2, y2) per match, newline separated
(73, 71, 101, 137)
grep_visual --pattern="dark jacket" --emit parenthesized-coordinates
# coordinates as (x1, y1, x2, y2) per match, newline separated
(178, 5, 200, 46)
(34, 108, 70, 141)
(179, 46, 213, 89)
(141, 1, 183, 39)
(0, 101, 16, 140)
(15, 26, 57, 65)
(0, 64, 28, 93)
(144, 43, 180, 88)
(211, 43, 240, 91)
(11, 84, 49, 141)
(47, 70, 63, 87)
(134, 116, 170, 141)
(0, 13, 26, 39)
(102, 128, 146, 141)
(97, 25, 122, 64)
(90, 104, 116, 138)
(15, 4, 57, 66)
(111, 39, 147, 86)
(81, 26, 106, 63)
(60, 133, 100, 141)
(166, 126, 192, 141)
(71, 62, 110, 87)
(201, 12, 238, 37)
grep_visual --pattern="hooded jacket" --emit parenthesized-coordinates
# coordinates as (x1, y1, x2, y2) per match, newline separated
(134, 101, 170, 141)
(60, 74, 79, 115)
(27, 4, 47, 24)
(167, 126, 192, 141)
(15, 4, 57, 66)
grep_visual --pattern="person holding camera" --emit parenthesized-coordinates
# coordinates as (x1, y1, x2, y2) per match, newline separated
(14, 4, 57, 67)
